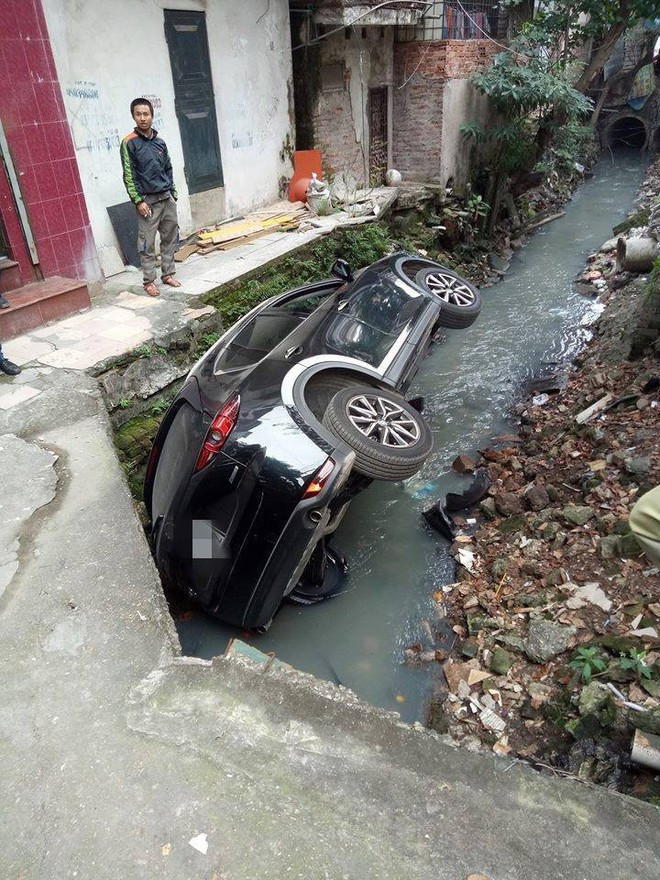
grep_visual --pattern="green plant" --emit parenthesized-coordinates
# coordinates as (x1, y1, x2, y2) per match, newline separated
(568, 646, 607, 683)
(149, 397, 173, 416)
(466, 194, 490, 226)
(134, 344, 153, 358)
(118, 398, 132, 410)
(618, 649, 652, 680)
(203, 226, 391, 326)
(199, 332, 220, 349)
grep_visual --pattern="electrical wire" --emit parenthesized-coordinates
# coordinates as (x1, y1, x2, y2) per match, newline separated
(397, 36, 435, 88)
(256, 0, 270, 26)
(292, 0, 432, 51)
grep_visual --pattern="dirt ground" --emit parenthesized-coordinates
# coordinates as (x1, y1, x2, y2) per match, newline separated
(419, 157, 660, 803)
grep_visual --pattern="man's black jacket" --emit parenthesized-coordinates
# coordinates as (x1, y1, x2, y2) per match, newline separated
(120, 127, 177, 204)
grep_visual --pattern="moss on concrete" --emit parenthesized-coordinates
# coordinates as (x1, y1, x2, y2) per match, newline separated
(113, 410, 165, 501)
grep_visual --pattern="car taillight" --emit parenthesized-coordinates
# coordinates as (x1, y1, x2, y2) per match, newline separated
(195, 396, 240, 471)
(303, 458, 335, 498)
(145, 443, 160, 482)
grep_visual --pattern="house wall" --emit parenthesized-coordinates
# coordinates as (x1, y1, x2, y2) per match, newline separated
(41, 0, 294, 272)
(0, 0, 101, 285)
(392, 39, 497, 187)
(312, 28, 394, 183)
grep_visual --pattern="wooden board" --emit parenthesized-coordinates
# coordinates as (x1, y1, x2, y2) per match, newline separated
(174, 243, 200, 262)
(107, 201, 140, 268)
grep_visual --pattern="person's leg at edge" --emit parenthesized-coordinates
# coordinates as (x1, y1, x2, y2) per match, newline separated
(629, 485, 660, 566)
(160, 195, 181, 288)
(0, 341, 21, 376)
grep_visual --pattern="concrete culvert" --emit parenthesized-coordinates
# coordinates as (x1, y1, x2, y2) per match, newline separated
(606, 116, 647, 149)
(616, 236, 659, 273)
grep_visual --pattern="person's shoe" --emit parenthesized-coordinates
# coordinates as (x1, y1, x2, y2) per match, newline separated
(162, 275, 181, 288)
(0, 358, 21, 376)
(143, 281, 160, 297)
(0, 294, 10, 309)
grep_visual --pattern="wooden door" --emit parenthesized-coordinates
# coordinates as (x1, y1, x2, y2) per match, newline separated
(164, 10, 224, 194)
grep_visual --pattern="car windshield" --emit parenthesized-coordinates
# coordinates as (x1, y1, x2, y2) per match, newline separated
(323, 272, 427, 366)
(344, 271, 424, 331)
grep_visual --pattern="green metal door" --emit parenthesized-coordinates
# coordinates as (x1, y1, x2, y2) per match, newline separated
(164, 10, 224, 194)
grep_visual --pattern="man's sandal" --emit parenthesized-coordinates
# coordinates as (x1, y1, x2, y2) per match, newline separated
(162, 275, 181, 288)
(143, 281, 160, 297)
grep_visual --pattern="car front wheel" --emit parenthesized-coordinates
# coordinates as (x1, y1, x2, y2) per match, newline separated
(415, 267, 481, 328)
(322, 385, 433, 481)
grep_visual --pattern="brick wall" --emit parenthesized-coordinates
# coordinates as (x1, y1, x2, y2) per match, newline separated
(0, 0, 101, 286)
(392, 39, 498, 181)
(314, 80, 366, 181)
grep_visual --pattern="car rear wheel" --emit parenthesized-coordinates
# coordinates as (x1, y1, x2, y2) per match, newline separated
(323, 385, 433, 481)
(414, 267, 481, 329)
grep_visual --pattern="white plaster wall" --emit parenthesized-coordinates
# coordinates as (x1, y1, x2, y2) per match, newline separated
(440, 79, 494, 193)
(42, 0, 294, 271)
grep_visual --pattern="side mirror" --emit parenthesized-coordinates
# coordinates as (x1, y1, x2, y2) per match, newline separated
(331, 259, 354, 283)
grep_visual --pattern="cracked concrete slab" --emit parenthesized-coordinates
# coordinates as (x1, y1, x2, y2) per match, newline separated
(0, 434, 57, 598)
(119, 655, 660, 880)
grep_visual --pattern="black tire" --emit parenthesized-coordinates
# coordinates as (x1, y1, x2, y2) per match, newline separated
(322, 385, 433, 481)
(305, 372, 377, 420)
(288, 544, 347, 606)
(415, 267, 481, 329)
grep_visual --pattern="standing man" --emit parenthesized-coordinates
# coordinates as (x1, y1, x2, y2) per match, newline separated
(120, 98, 182, 297)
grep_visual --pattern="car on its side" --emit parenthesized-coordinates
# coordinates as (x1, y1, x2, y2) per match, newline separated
(144, 253, 481, 630)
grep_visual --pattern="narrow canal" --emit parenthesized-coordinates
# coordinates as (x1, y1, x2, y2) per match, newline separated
(176, 150, 648, 723)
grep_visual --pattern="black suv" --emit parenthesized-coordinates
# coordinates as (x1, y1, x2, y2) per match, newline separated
(144, 254, 481, 630)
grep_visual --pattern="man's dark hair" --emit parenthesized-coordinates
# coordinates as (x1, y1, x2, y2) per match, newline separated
(130, 97, 154, 117)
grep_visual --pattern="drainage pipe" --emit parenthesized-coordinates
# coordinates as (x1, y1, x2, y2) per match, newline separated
(616, 236, 658, 273)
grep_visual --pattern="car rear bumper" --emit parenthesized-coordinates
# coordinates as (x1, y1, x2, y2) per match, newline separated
(152, 405, 355, 629)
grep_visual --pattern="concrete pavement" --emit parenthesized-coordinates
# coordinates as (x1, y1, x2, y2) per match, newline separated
(0, 198, 658, 879)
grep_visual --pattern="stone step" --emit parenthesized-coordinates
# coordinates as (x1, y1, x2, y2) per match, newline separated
(0, 276, 91, 340)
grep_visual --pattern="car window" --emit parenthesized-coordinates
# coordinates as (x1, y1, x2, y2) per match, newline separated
(214, 311, 302, 373)
(274, 286, 338, 318)
(344, 275, 424, 335)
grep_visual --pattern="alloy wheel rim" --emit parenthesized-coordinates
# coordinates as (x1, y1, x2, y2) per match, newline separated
(346, 394, 420, 447)
(424, 272, 475, 307)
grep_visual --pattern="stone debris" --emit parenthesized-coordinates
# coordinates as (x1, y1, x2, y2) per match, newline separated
(418, 154, 660, 802)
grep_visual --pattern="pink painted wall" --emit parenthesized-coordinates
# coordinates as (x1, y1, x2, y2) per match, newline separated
(0, 0, 102, 285)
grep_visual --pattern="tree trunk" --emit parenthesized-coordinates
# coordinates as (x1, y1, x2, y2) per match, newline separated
(486, 173, 508, 238)
(590, 81, 612, 129)
(574, 21, 627, 94)
(590, 49, 654, 129)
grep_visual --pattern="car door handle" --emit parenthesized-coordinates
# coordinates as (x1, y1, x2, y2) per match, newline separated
(337, 300, 349, 311)
(284, 345, 303, 359)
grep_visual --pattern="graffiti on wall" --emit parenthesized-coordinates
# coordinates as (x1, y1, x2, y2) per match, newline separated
(65, 82, 164, 154)
(66, 81, 120, 154)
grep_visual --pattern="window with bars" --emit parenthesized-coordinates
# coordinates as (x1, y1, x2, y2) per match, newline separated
(398, 1, 506, 42)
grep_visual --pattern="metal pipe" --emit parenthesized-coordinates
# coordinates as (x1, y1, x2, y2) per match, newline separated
(0, 119, 39, 266)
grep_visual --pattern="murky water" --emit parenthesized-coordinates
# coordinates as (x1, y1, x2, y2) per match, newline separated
(177, 150, 648, 722)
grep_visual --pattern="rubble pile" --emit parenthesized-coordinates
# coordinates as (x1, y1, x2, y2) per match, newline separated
(420, 157, 660, 799)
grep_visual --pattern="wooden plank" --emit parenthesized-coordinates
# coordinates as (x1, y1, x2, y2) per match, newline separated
(575, 394, 613, 424)
(174, 243, 200, 262)
(216, 227, 279, 250)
